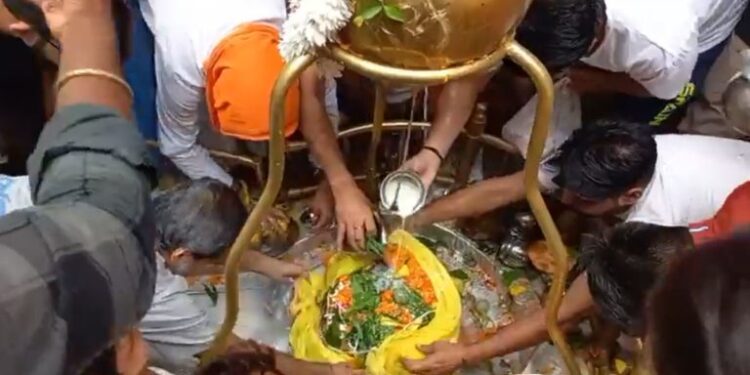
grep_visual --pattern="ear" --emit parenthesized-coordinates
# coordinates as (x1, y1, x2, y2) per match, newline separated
(39, 0, 62, 13)
(169, 248, 195, 263)
(618, 187, 643, 207)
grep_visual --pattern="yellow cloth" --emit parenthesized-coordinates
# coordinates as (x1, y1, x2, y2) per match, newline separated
(289, 230, 462, 374)
(203, 23, 300, 141)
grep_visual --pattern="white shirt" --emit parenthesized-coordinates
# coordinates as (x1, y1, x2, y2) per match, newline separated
(139, 253, 214, 372)
(140, 0, 339, 186)
(0, 175, 32, 215)
(502, 80, 582, 192)
(503, 95, 750, 227)
(626, 135, 750, 226)
(581, 0, 748, 100)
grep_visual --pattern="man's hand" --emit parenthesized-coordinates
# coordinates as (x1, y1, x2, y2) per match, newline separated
(328, 363, 366, 375)
(402, 341, 469, 375)
(242, 251, 306, 281)
(402, 148, 442, 188)
(331, 182, 376, 250)
(310, 181, 335, 230)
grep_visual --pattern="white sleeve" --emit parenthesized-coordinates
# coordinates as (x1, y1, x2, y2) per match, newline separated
(628, 37, 699, 100)
(501, 81, 582, 192)
(155, 56, 234, 186)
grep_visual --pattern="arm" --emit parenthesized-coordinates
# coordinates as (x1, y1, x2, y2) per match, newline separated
(425, 73, 493, 155)
(298, 66, 356, 194)
(154, 58, 234, 186)
(189, 250, 304, 281)
(464, 274, 594, 364)
(299, 66, 375, 249)
(401, 72, 492, 187)
(574, 37, 698, 100)
(568, 66, 651, 97)
(411, 171, 526, 227)
(403, 274, 595, 374)
(0, 3, 156, 372)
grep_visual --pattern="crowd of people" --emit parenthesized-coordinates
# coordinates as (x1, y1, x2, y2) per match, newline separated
(1, 0, 750, 374)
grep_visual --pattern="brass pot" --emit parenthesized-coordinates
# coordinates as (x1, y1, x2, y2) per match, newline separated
(339, 0, 532, 69)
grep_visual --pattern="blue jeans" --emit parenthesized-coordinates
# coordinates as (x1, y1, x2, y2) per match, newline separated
(613, 38, 730, 131)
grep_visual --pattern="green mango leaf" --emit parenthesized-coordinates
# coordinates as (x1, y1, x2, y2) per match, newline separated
(353, 3, 382, 27)
(383, 4, 406, 22)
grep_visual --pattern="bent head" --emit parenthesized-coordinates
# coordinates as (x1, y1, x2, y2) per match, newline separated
(553, 120, 657, 216)
(507, 0, 605, 76)
(648, 233, 750, 375)
(154, 178, 248, 276)
(581, 222, 693, 335)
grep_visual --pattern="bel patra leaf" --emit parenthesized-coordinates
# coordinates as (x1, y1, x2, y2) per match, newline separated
(383, 4, 406, 22)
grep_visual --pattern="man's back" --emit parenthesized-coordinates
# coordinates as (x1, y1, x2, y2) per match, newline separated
(627, 134, 750, 226)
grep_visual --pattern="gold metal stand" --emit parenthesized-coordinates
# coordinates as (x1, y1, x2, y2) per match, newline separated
(200, 54, 315, 364)
(506, 43, 579, 374)
(203, 39, 579, 375)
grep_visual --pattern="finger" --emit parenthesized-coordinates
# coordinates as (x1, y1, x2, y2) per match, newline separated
(337, 223, 346, 250)
(313, 210, 329, 230)
(418, 343, 436, 354)
(354, 221, 367, 249)
(347, 223, 364, 251)
(402, 358, 427, 372)
(364, 214, 377, 235)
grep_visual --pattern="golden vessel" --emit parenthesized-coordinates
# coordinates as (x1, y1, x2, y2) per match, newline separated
(341, 0, 532, 69)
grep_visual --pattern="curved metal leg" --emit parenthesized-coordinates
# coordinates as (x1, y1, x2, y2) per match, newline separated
(506, 42, 581, 375)
(366, 84, 387, 200)
(200, 54, 316, 365)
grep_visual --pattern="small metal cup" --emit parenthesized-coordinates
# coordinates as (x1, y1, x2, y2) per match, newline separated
(379, 170, 427, 216)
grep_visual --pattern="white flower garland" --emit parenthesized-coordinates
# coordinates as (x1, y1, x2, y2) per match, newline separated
(280, 0, 353, 79)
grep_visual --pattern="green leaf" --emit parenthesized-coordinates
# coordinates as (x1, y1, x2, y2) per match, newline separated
(323, 312, 344, 348)
(366, 236, 385, 256)
(383, 4, 406, 22)
(449, 269, 470, 280)
(350, 272, 379, 312)
(501, 268, 524, 287)
(202, 283, 219, 306)
(360, 4, 383, 20)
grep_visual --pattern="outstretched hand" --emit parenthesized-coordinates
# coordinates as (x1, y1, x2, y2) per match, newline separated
(331, 182, 376, 250)
(402, 341, 469, 375)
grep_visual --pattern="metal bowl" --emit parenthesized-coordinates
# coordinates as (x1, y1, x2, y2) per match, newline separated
(339, 0, 532, 69)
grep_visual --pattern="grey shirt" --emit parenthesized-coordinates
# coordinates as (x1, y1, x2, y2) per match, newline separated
(0, 104, 156, 375)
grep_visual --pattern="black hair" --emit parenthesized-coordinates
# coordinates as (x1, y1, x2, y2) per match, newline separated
(197, 341, 281, 375)
(154, 178, 247, 258)
(580, 222, 693, 334)
(80, 346, 118, 375)
(1, 0, 132, 60)
(649, 232, 750, 375)
(508, 0, 606, 74)
(551, 119, 657, 200)
(0, 33, 45, 175)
